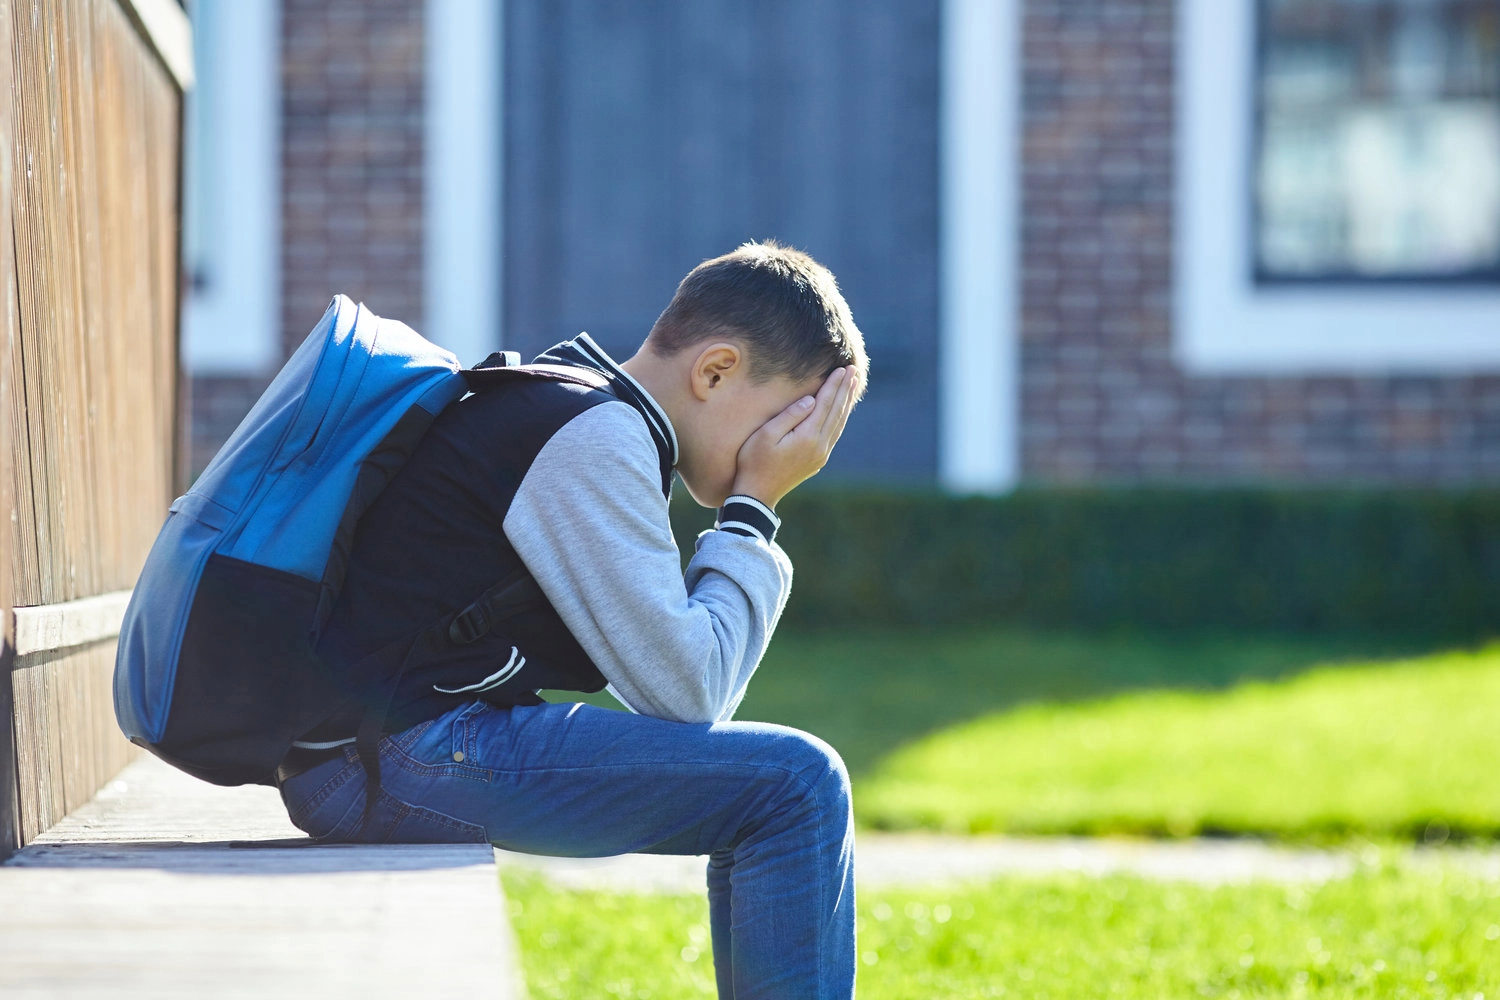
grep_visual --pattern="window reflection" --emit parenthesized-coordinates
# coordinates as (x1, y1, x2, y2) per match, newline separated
(1256, 0, 1500, 281)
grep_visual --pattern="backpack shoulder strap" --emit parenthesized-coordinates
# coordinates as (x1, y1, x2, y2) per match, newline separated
(461, 352, 613, 393)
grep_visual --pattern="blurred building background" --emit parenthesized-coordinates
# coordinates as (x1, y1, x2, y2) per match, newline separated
(182, 0, 1500, 489)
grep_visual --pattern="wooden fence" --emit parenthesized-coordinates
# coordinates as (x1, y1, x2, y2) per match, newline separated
(1, 0, 189, 859)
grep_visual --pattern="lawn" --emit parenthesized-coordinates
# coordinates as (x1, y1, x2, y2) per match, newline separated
(521, 628, 1500, 995)
(548, 626, 1492, 841)
(502, 861, 1500, 999)
(856, 643, 1500, 840)
(552, 626, 1433, 777)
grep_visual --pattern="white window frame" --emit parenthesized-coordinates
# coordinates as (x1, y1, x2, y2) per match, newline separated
(1174, 0, 1500, 376)
(938, 0, 1021, 494)
(181, 0, 280, 375)
(424, 0, 503, 367)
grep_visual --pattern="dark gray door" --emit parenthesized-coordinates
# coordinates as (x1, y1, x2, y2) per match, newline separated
(504, 0, 939, 481)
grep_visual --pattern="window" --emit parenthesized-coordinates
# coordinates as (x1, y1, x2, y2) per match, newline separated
(180, 0, 280, 375)
(1255, 0, 1500, 282)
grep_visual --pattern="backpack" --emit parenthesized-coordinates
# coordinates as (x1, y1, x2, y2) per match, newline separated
(113, 295, 604, 787)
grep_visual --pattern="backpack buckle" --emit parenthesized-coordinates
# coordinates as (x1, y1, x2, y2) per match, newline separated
(448, 603, 490, 645)
(472, 350, 522, 371)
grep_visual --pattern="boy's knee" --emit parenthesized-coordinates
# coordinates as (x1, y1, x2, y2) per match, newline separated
(773, 727, 851, 807)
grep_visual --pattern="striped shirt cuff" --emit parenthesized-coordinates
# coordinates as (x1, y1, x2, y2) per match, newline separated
(715, 494, 781, 544)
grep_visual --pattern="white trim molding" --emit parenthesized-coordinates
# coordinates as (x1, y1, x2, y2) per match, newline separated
(180, 0, 280, 375)
(939, 0, 1021, 494)
(1175, 0, 1500, 376)
(119, 0, 195, 91)
(424, 0, 503, 367)
(13, 591, 132, 658)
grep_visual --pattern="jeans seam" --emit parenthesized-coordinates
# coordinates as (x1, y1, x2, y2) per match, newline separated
(465, 759, 824, 799)
(288, 755, 360, 823)
(374, 786, 490, 844)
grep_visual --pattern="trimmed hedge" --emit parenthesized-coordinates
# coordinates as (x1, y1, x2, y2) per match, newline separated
(672, 488, 1500, 637)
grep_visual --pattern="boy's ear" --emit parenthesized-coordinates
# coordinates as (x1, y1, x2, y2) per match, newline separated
(689, 342, 743, 401)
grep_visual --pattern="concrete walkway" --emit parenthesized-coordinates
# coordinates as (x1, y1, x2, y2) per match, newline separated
(498, 831, 1500, 895)
(0, 755, 524, 1000)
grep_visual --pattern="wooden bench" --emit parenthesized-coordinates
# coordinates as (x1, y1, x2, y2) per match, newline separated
(0, 754, 525, 999)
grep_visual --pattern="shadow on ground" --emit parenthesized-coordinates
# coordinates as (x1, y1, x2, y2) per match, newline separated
(553, 627, 1458, 778)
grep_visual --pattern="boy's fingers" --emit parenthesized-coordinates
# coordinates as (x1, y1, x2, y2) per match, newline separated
(759, 393, 818, 443)
(817, 367, 856, 440)
(817, 369, 860, 455)
(813, 367, 851, 437)
(838, 369, 861, 428)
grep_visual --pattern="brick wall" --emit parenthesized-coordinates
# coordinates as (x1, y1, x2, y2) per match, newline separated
(1018, 0, 1500, 485)
(280, 0, 425, 358)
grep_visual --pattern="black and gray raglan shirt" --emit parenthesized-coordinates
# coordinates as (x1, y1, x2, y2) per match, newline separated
(317, 332, 793, 728)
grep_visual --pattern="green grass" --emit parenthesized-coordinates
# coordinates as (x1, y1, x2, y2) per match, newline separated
(551, 626, 1432, 777)
(550, 626, 1490, 840)
(857, 644, 1500, 840)
(502, 863, 1500, 999)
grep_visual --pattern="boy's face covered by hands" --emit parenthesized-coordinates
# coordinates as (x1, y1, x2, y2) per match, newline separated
(675, 342, 863, 510)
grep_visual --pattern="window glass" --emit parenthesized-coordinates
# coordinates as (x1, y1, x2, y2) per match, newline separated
(1256, 0, 1500, 280)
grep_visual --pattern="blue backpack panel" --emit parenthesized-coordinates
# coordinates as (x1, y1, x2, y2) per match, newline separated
(114, 296, 559, 786)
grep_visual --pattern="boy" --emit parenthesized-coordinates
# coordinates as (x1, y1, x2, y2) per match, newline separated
(276, 241, 868, 998)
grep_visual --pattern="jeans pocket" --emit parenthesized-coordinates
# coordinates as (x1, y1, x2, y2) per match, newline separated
(281, 760, 363, 840)
(451, 698, 491, 763)
(375, 789, 490, 845)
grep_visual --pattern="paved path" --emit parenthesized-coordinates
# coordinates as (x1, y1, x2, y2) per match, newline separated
(0, 756, 523, 1000)
(498, 831, 1500, 895)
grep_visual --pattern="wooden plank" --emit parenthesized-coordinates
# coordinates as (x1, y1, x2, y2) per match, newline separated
(62, 0, 106, 603)
(12, 643, 131, 844)
(141, 17, 183, 504)
(9, 661, 62, 843)
(6, 266, 40, 605)
(55, 647, 83, 816)
(38, 656, 66, 835)
(24, 0, 64, 605)
(80, 0, 122, 591)
(1, 0, 16, 854)
(55, 0, 104, 604)
(9, 0, 50, 609)
(12, 590, 130, 655)
(0, 0, 17, 861)
(0, 755, 524, 999)
(9, 672, 38, 845)
(95, 0, 154, 587)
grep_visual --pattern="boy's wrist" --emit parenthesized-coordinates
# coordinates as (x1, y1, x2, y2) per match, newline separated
(715, 494, 781, 544)
(728, 473, 785, 511)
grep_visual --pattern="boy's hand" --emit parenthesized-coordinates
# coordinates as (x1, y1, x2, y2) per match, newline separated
(731, 366, 861, 510)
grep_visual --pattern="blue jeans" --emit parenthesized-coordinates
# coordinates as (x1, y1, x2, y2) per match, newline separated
(278, 699, 857, 999)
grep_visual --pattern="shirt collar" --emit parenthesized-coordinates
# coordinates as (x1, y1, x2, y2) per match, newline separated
(533, 332, 680, 469)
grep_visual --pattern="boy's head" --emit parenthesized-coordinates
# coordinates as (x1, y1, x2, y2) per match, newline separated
(621, 241, 868, 508)
(646, 241, 868, 388)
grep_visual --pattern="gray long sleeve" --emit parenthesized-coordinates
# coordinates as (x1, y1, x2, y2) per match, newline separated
(502, 400, 793, 723)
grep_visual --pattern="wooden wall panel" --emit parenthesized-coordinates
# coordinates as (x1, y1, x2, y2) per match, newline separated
(0, 0, 16, 861)
(10, 642, 130, 841)
(5, 0, 183, 853)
